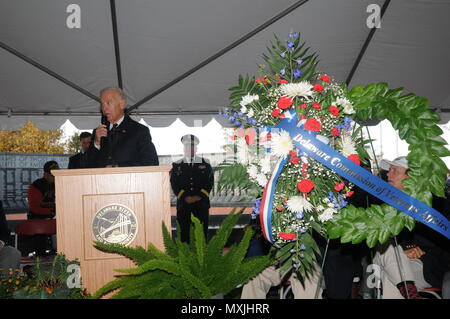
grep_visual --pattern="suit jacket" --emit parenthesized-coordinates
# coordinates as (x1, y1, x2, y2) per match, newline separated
(170, 156, 214, 209)
(68, 152, 88, 169)
(86, 115, 159, 168)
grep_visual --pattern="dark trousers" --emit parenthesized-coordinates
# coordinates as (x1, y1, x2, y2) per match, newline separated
(315, 234, 359, 299)
(176, 204, 209, 243)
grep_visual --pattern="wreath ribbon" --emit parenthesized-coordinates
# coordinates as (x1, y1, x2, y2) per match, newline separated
(260, 112, 450, 242)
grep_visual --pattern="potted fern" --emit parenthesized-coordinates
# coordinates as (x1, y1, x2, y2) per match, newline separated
(93, 209, 273, 299)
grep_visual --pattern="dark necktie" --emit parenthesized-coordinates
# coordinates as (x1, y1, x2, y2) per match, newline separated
(110, 124, 119, 144)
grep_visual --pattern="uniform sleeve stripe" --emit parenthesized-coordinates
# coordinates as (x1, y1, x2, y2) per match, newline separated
(200, 189, 209, 196)
(177, 189, 185, 199)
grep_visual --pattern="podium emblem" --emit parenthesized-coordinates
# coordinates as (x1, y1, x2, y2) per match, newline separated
(92, 204, 138, 246)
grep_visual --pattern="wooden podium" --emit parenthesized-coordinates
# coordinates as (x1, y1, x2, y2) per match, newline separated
(52, 166, 172, 294)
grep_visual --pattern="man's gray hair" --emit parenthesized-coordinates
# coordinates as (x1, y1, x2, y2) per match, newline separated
(100, 87, 127, 101)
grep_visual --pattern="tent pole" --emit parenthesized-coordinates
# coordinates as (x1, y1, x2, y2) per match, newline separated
(345, 0, 391, 86)
(128, 0, 310, 112)
(109, 0, 123, 89)
(0, 41, 99, 102)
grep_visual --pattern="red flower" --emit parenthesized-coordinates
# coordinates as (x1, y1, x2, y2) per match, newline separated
(278, 79, 289, 84)
(329, 105, 339, 117)
(279, 232, 297, 240)
(289, 150, 297, 157)
(345, 191, 355, 198)
(275, 74, 281, 79)
(332, 128, 340, 137)
(290, 156, 299, 165)
(347, 154, 361, 166)
(277, 96, 294, 109)
(231, 135, 237, 141)
(300, 114, 306, 120)
(271, 108, 282, 117)
(313, 84, 324, 93)
(256, 77, 268, 84)
(334, 182, 345, 192)
(312, 102, 321, 110)
(304, 118, 322, 132)
(277, 205, 284, 212)
(297, 179, 315, 194)
(300, 103, 307, 109)
(279, 113, 286, 119)
(245, 129, 256, 145)
(320, 75, 331, 83)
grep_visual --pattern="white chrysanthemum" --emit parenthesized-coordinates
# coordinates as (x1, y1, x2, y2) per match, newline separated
(270, 130, 293, 158)
(260, 156, 272, 174)
(256, 173, 268, 187)
(247, 108, 254, 117)
(247, 165, 258, 179)
(240, 93, 259, 107)
(334, 97, 354, 114)
(240, 105, 248, 114)
(280, 81, 313, 98)
(339, 133, 356, 156)
(286, 196, 314, 213)
(318, 208, 337, 222)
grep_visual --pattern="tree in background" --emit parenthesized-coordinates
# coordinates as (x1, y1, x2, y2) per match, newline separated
(0, 121, 66, 153)
(66, 133, 81, 154)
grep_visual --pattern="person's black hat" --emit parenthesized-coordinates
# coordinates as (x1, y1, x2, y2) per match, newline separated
(181, 134, 199, 145)
(44, 161, 59, 173)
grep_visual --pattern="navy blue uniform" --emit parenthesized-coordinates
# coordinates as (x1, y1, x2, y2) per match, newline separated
(170, 157, 214, 242)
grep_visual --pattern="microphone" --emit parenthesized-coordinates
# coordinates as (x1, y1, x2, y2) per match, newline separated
(101, 114, 114, 165)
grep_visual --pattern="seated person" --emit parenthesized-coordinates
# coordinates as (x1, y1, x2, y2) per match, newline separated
(374, 157, 450, 299)
(241, 215, 323, 299)
(0, 201, 21, 278)
(27, 161, 59, 220)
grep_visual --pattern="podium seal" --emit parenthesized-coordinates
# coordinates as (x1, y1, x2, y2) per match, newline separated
(92, 204, 138, 246)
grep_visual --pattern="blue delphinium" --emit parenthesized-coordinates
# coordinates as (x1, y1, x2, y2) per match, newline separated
(344, 117, 352, 131)
(293, 69, 302, 79)
(280, 69, 286, 76)
(252, 199, 261, 215)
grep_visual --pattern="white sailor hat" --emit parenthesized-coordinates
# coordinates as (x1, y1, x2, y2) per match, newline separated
(181, 134, 199, 145)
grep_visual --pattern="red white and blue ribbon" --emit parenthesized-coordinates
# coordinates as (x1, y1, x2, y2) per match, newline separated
(259, 156, 288, 243)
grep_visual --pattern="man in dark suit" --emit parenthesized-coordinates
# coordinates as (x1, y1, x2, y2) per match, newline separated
(170, 134, 214, 243)
(86, 87, 159, 168)
(68, 132, 92, 169)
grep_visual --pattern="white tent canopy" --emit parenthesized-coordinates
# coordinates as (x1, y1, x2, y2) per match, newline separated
(1, 0, 449, 130)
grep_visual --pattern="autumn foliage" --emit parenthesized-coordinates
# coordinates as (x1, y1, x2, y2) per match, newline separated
(0, 121, 66, 153)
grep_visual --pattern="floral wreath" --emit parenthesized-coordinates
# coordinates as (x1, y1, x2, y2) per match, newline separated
(218, 32, 450, 275)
